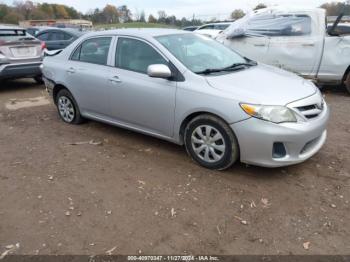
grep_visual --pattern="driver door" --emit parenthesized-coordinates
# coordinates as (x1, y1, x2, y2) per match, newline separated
(107, 37, 177, 138)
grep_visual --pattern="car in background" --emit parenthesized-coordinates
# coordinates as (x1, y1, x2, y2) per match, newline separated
(195, 22, 232, 38)
(0, 25, 44, 82)
(42, 29, 329, 170)
(182, 26, 199, 32)
(26, 26, 51, 37)
(36, 28, 85, 50)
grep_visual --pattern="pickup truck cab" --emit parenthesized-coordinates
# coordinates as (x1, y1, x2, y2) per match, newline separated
(216, 7, 350, 93)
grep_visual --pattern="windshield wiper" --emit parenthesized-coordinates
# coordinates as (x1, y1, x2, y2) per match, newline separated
(222, 61, 257, 71)
(195, 68, 225, 75)
(195, 61, 257, 75)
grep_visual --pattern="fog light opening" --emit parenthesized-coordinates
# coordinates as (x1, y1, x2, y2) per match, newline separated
(273, 142, 287, 159)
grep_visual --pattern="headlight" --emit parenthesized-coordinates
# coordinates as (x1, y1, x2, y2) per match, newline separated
(240, 103, 297, 123)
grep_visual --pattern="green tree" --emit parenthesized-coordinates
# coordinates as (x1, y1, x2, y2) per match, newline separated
(231, 9, 245, 20)
(148, 14, 157, 23)
(254, 3, 267, 10)
(102, 4, 119, 23)
(3, 11, 24, 24)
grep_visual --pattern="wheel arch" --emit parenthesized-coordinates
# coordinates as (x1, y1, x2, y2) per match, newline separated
(342, 65, 350, 84)
(52, 84, 70, 105)
(179, 111, 234, 144)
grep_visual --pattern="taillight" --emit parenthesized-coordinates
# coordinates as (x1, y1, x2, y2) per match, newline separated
(41, 41, 46, 50)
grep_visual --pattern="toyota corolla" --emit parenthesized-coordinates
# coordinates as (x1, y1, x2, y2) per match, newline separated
(42, 29, 329, 170)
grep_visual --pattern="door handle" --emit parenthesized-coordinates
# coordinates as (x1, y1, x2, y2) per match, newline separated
(302, 43, 315, 47)
(254, 44, 266, 47)
(67, 67, 76, 74)
(109, 76, 122, 84)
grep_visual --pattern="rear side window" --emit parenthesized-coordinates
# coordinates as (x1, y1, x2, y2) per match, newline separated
(247, 14, 312, 36)
(71, 37, 112, 65)
(115, 37, 167, 74)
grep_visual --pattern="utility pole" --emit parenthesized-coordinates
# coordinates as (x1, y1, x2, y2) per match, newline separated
(192, 14, 195, 26)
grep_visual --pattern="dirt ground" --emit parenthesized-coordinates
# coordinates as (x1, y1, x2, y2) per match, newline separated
(0, 79, 349, 256)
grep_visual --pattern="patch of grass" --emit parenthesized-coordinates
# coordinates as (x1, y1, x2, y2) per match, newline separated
(95, 22, 177, 29)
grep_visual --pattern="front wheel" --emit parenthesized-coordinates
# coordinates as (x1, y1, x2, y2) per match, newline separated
(345, 73, 350, 94)
(56, 89, 84, 124)
(184, 114, 239, 170)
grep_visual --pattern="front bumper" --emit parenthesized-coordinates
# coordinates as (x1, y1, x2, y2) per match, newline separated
(0, 62, 42, 80)
(231, 103, 330, 168)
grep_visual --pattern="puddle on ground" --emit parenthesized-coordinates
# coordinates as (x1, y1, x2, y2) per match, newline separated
(5, 96, 50, 110)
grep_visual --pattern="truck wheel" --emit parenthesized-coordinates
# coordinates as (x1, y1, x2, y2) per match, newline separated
(345, 73, 350, 94)
(184, 114, 239, 170)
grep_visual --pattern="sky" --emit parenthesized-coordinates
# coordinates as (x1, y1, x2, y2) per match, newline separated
(1, 0, 346, 19)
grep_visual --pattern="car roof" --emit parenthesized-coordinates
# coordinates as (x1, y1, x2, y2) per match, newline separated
(37, 27, 84, 36)
(0, 24, 25, 30)
(85, 28, 189, 38)
(201, 22, 232, 26)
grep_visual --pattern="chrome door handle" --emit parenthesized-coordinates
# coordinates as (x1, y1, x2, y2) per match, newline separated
(109, 76, 122, 84)
(67, 67, 76, 74)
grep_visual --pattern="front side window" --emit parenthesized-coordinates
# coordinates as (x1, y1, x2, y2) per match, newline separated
(246, 14, 312, 36)
(156, 33, 246, 73)
(115, 37, 167, 74)
(71, 37, 112, 65)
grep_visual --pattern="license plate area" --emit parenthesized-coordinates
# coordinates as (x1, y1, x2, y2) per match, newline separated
(11, 47, 36, 57)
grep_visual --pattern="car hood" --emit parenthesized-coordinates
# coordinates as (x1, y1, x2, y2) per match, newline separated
(205, 64, 317, 105)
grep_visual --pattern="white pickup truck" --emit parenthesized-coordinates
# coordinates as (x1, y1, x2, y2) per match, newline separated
(216, 7, 350, 93)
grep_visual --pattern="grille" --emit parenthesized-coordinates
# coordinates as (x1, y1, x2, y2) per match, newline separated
(295, 102, 323, 120)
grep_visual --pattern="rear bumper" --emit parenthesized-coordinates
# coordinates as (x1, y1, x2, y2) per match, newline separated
(231, 103, 330, 168)
(0, 62, 42, 80)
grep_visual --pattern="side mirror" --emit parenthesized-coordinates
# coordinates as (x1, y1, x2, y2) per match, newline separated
(147, 64, 172, 79)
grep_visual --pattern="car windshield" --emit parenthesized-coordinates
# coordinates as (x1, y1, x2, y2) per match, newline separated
(156, 33, 248, 74)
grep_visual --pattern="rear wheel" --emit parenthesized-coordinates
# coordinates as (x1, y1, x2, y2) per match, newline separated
(345, 73, 350, 94)
(34, 76, 44, 84)
(56, 89, 84, 124)
(184, 114, 239, 170)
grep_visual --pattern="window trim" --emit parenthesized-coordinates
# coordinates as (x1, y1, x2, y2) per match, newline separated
(114, 36, 170, 75)
(69, 36, 113, 66)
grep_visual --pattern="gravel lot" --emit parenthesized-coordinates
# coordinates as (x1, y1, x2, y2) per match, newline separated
(0, 79, 349, 256)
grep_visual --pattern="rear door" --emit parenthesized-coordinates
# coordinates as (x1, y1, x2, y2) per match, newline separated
(63, 36, 115, 117)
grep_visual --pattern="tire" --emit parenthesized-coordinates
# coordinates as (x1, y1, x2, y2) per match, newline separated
(184, 114, 239, 170)
(34, 76, 44, 84)
(345, 73, 350, 94)
(56, 89, 84, 124)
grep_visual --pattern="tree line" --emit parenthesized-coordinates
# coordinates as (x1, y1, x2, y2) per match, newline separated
(0, 1, 349, 26)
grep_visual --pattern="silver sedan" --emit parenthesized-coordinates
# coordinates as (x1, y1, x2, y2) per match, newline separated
(42, 29, 329, 170)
